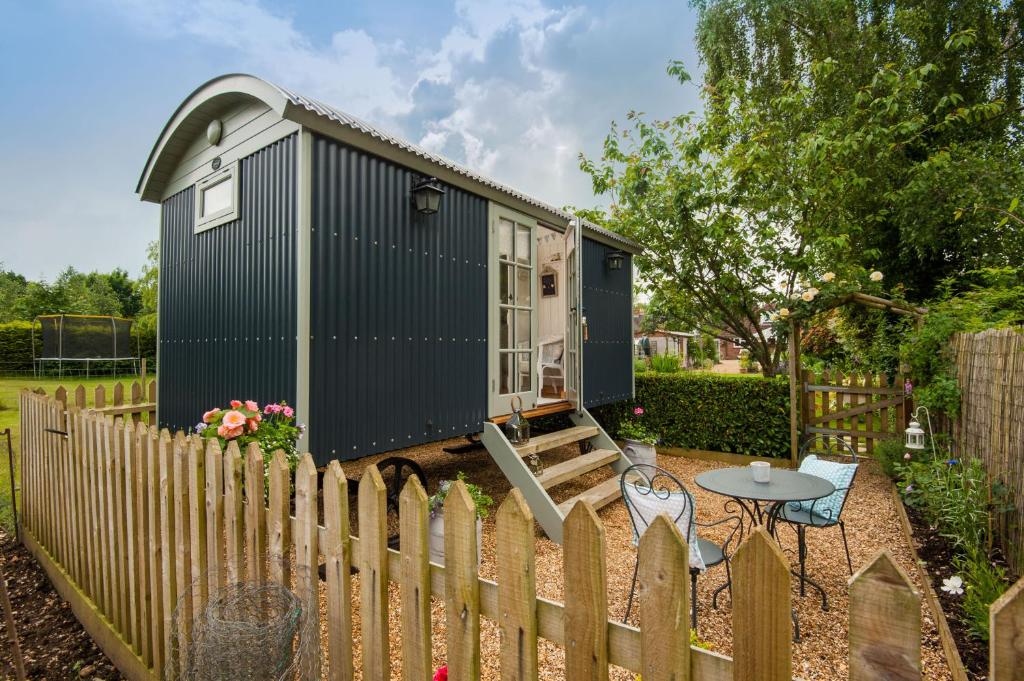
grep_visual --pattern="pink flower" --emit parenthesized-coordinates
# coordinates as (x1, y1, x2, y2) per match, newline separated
(904, 452, 912, 460)
(633, 407, 644, 416)
(283, 406, 294, 418)
(245, 400, 260, 412)
(202, 409, 221, 424)
(433, 666, 448, 681)
(230, 400, 242, 408)
(217, 424, 243, 439)
(222, 410, 246, 429)
(247, 418, 260, 433)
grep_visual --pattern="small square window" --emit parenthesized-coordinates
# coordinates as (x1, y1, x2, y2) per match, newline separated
(194, 163, 239, 232)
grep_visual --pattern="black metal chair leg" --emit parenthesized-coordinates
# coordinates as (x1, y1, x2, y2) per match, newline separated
(798, 526, 807, 597)
(839, 520, 853, 575)
(690, 569, 698, 632)
(712, 558, 733, 610)
(623, 559, 639, 623)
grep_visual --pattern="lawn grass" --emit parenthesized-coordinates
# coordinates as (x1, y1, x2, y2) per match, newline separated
(0, 375, 152, 531)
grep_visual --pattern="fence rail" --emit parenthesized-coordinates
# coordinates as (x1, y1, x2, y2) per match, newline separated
(17, 387, 1024, 680)
(951, 327, 1024, 574)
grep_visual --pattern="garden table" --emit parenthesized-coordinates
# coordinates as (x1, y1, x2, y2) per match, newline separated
(695, 466, 836, 623)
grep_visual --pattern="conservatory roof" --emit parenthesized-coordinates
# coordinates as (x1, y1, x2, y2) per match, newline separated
(137, 74, 642, 254)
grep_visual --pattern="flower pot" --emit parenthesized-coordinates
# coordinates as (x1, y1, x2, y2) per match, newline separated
(428, 515, 483, 566)
(623, 439, 657, 466)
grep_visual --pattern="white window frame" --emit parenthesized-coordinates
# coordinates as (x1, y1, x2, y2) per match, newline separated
(194, 162, 240, 233)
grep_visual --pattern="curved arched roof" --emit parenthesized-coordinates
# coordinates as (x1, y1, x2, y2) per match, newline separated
(137, 73, 641, 253)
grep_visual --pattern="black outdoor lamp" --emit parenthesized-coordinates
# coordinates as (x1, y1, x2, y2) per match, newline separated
(411, 176, 445, 215)
(606, 250, 625, 270)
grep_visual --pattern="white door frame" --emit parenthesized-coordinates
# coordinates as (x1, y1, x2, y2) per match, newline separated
(487, 203, 540, 417)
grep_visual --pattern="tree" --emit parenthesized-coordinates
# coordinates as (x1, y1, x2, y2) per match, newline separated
(692, 0, 1024, 298)
(581, 16, 1016, 375)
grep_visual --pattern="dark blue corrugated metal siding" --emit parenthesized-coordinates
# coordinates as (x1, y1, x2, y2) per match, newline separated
(158, 134, 298, 431)
(582, 238, 633, 408)
(308, 135, 488, 465)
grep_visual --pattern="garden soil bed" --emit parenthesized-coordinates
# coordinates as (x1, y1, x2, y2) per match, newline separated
(0, 527, 125, 680)
(330, 438, 953, 681)
(903, 502, 998, 680)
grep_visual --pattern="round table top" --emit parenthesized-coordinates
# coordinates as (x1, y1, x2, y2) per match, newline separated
(695, 467, 835, 503)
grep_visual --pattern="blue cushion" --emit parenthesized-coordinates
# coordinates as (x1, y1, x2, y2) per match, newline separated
(788, 455, 857, 522)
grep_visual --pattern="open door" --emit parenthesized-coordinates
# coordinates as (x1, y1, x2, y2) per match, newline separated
(564, 217, 583, 410)
(488, 204, 539, 417)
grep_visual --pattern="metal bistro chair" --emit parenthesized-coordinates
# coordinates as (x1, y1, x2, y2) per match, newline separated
(770, 436, 859, 608)
(620, 464, 741, 631)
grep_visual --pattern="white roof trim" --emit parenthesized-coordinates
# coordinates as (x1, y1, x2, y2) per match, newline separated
(137, 74, 641, 253)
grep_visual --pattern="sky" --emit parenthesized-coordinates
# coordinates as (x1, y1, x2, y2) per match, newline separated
(0, 0, 703, 281)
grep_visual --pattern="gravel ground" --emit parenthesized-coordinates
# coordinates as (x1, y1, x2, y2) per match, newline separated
(326, 438, 951, 680)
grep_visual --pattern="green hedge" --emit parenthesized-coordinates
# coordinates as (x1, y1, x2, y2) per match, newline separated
(591, 372, 791, 458)
(0, 321, 37, 372)
(0, 320, 156, 374)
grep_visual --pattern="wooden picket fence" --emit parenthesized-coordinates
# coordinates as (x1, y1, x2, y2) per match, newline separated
(801, 370, 908, 454)
(17, 387, 1024, 680)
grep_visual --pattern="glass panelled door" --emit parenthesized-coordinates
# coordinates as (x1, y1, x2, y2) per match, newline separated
(564, 218, 582, 409)
(489, 205, 538, 416)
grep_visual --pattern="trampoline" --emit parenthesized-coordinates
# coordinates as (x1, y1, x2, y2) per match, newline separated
(33, 314, 140, 378)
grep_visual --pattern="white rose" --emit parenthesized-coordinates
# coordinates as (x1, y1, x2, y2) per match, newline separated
(821, 272, 835, 282)
(802, 290, 815, 302)
(778, 308, 790, 318)
(870, 270, 884, 282)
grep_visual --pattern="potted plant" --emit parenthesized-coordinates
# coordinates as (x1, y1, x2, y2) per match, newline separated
(427, 472, 494, 565)
(194, 399, 304, 479)
(619, 406, 658, 466)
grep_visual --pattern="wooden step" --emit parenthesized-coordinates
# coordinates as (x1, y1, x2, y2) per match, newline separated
(513, 426, 600, 457)
(490, 401, 573, 424)
(557, 475, 623, 516)
(535, 450, 620, 490)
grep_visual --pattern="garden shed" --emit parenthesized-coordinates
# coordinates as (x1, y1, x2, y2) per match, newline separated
(136, 74, 640, 539)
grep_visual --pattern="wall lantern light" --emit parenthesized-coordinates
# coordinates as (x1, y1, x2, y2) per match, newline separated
(411, 176, 445, 215)
(905, 406, 935, 456)
(606, 250, 625, 271)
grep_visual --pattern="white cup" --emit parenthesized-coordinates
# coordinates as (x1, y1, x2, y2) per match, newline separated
(751, 461, 771, 483)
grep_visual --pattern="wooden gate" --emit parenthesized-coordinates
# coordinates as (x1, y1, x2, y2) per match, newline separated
(801, 370, 909, 454)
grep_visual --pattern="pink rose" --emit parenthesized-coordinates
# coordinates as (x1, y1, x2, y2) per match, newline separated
(264, 404, 274, 415)
(634, 407, 644, 416)
(245, 400, 260, 412)
(203, 409, 221, 424)
(230, 400, 242, 408)
(246, 418, 260, 433)
(283, 406, 294, 418)
(216, 424, 230, 438)
(226, 425, 243, 439)
(222, 410, 246, 429)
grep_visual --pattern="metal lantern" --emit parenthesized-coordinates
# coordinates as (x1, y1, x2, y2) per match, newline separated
(606, 250, 625, 270)
(411, 176, 445, 215)
(905, 419, 926, 450)
(504, 395, 530, 445)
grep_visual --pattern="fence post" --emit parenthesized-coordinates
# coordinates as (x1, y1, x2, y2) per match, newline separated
(444, 480, 481, 681)
(848, 549, 921, 680)
(204, 438, 224, 599)
(399, 475, 431, 681)
(990, 576, 1024, 679)
(267, 449, 291, 587)
(222, 441, 244, 584)
(358, 464, 390, 681)
(496, 488, 538, 681)
(172, 432, 193, 653)
(244, 443, 267, 584)
(133, 422, 152, 665)
(563, 502, 608, 681)
(158, 429, 176, 673)
(638, 514, 691, 681)
(323, 461, 353, 681)
(732, 528, 792, 681)
(294, 454, 319, 675)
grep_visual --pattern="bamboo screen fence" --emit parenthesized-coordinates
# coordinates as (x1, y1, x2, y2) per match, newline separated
(16, 385, 1024, 680)
(951, 327, 1024, 574)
